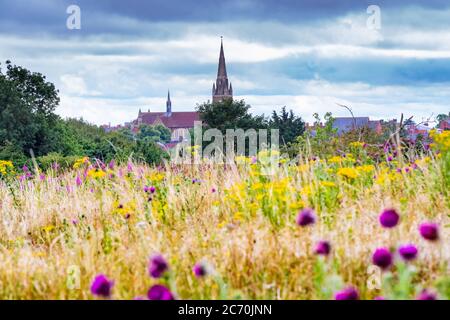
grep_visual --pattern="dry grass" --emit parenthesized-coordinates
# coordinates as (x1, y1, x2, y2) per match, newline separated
(0, 150, 448, 300)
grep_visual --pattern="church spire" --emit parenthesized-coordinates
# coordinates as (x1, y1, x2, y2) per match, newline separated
(166, 90, 172, 116)
(217, 36, 227, 79)
(212, 37, 233, 103)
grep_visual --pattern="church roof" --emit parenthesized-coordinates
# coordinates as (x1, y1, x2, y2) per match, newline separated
(138, 111, 200, 129)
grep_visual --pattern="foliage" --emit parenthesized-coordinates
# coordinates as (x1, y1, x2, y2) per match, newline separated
(269, 106, 305, 146)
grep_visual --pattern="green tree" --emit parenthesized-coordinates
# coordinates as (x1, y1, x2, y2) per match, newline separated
(0, 60, 59, 157)
(137, 124, 171, 143)
(197, 99, 268, 132)
(269, 106, 305, 145)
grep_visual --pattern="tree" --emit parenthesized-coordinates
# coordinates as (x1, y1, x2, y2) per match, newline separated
(137, 124, 171, 143)
(269, 106, 305, 145)
(196, 99, 268, 133)
(0, 60, 59, 156)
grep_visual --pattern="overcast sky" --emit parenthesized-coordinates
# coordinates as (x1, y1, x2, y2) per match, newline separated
(0, 0, 449, 125)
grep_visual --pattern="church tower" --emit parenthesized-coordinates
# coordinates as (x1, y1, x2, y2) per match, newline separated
(212, 37, 233, 103)
(166, 90, 172, 117)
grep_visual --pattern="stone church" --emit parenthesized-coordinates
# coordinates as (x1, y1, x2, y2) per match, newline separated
(133, 39, 233, 142)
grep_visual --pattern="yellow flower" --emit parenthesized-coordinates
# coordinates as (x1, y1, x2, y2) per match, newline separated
(320, 181, 337, 188)
(73, 157, 89, 169)
(233, 211, 244, 221)
(350, 141, 365, 148)
(328, 156, 343, 164)
(42, 225, 55, 233)
(87, 169, 106, 179)
(149, 172, 165, 182)
(337, 167, 359, 180)
(0, 160, 14, 175)
(217, 221, 227, 229)
(356, 165, 375, 173)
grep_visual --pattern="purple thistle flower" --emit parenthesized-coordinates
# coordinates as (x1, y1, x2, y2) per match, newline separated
(379, 209, 400, 228)
(334, 287, 359, 300)
(39, 174, 46, 181)
(372, 247, 393, 270)
(193, 263, 208, 278)
(149, 254, 169, 278)
(76, 175, 82, 186)
(296, 208, 316, 227)
(398, 244, 418, 261)
(416, 289, 437, 300)
(211, 187, 217, 193)
(22, 165, 29, 172)
(127, 162, 133, 172)
(419, 223, 439, 241)
(314, 241, 331, 256)
(150, 186, 156, 194)
(147, 284, 174, 300)
(387, 156, 393, 162)
(108, 160, 115, 170)
(90, 274, 114, 298)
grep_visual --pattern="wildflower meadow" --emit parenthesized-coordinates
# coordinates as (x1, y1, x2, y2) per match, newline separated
(0, 130, 448, 300)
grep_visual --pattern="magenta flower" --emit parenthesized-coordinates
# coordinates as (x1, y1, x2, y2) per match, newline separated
(193, 263, 208, 278)
(334, 287, 359, 300)
(296, 208, 316, 227)
(127, 162, 133, 172)
(90, 274, 114, 298)
(372, 247, 393, 270)
(147, 284, 174, 300)
(398, 244, 418, 261)
(416, 289, 437, 300)
(76, 175, 82, 186)
(108, 160, 115, 170)
(149, 254, 169, 278)
(314, 241, 331, 256)
(379, 209, 400, 228)
(419, 223, 439, 241)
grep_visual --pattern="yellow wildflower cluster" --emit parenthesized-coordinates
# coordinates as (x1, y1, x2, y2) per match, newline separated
(73, 157, 90, 169)
(149, 172, 165, 183)
(0, 160, 14, 176)
(112, 200, 137, 218)
(356, 164, 375, 174)
(430, 130, 450, 152)
(87, 169, 107, 179)
(337, 167, 359, 180)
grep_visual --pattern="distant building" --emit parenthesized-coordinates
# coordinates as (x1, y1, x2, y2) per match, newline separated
(212, 37, 233, 103)
(332, 117, 382, 135)
(130, 39, 233, 142)
(134, 91, 200, 142)
(439, 117, 450, 130)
